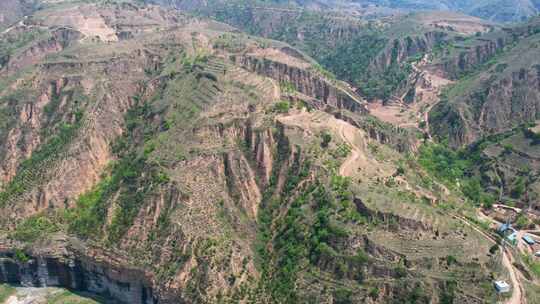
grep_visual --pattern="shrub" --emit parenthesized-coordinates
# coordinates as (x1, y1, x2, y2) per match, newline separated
(11, 215, 60, 242)
(515, 214, 530, 229)
(333, 288, 353, 304)
(489, 244, 499, 254)
(446, 255, 457, 266)
(368, 287, 379, 299)
(321, 132, 332, 148)
(395, 265, 407, 278)
(273, 101, 290, 113)
(353, 248, 369, 265)
(511, 177, 526, 198)
(14, 249, 29, 263)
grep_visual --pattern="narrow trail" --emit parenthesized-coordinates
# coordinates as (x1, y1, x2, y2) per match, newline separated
(505, 249, 525, 304)
(277, 109, 374, 178)
(337, 121, 362, 177)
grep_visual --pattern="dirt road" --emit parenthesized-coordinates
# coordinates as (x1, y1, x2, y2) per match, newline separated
(337, 121, 362, 177)
(454, 213, 525, 304)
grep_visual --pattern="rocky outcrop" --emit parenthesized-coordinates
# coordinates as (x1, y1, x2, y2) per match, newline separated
(1, 28, 82, 75)
(354, 197, 432, 231)
(0, 242, 157, 304)
(435, 20, 540, 79)
(431, 65, 540, 146)
(476, 67, 540, 137)
(334, 111, 418, 153)
(234, 55, 367, 114)
(437, 37, 508, 79)
(372, 32, 447, 71)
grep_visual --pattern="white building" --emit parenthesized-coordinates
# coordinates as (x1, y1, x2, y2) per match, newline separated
(494, 281, 511, 293)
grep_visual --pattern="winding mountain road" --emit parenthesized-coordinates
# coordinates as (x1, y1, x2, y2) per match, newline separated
(337, 121, 362, 177)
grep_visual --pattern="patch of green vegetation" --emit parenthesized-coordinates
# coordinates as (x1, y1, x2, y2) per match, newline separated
(14, 249, 29, 263)
(331, 144, 351, 159)
(418, 142, 494, 206)
(515, 213, 531, 229)
(0, 119, 82, 206)
(279, 81, 295, 94)
(273, 101, 290, 114)
(10, 214, 60, 242)
(319, 33, 393, 100)
(511, 176, 526, 199)
(320, 132, 332, 148)
(0, 284, 15, 302)
(256, 144, 365, 301)
(368, 286, 379, 299)
(392, 282, 429, 304)
(309, 63, 336, 80)
(64, 99, 168, 243)
(440, 280, 457, 304)
(63, 174, 116, 239)
(333, 288, 353, 304)
(418, 143, 468, 183)
(46, 290, 101, 304)
(522, 254, 540, 278)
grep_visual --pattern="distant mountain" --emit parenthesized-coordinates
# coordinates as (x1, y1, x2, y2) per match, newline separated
(156, 0, 540, 22)
(362, 0, 540, 22)
(0, 0, 37, 29)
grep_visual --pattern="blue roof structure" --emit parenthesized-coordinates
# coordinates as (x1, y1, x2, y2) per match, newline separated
(507, 232, 518, 244)
(522, 234, 536, 245)
(498, 223, 511, 233)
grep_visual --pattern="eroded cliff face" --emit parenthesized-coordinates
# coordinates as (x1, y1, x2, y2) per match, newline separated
(1, 28, 82, 75)
(0, 47, 159, 223)
(433, 19, 540, 79)
(425, 18, 540, 147)
(235, 55, 367, 114)
(430, 56, 540, 147)
(0, 2, 501, 303)
(0, 238, 157, 304)
(476, 67, 540, 135)
(371, 32, 447, 72)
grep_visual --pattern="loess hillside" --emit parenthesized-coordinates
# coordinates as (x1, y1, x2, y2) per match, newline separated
(0, 1, 519, 304)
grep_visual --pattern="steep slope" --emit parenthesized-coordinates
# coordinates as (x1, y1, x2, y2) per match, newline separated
(0, 1, 512, 303)
(429, 17, 540, 147)
(150, 0, 494, 102)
